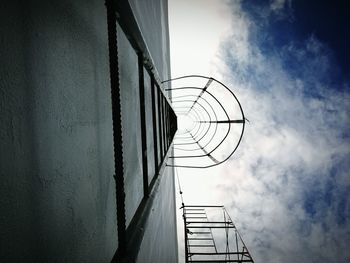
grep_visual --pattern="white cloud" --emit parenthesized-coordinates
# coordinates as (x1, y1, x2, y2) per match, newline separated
(211, 3, 350, 262)
(269, 0, 294, 21)
(168, 0, 232, 77)
(169, 1, 350, 262)
(270, 0, 291, 12)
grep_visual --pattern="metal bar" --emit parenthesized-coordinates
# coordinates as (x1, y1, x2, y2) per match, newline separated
(138, 53, 149, 197)
(199, 120, 245, 124)
(187, 221, 234, 224)
(164, 97, 167, 153)
(162, 100, 166, 154)
(114, 0, 164, 85)
(184, 205, 224, 208)
(168, 104, 171, 146)
(187, 78, 213, 114)
(161, 95, 166, 158)
(188, 260, 253, 263)
(105, 0, 126, 258)
(150, 75, 159, 175)
(184, 210, 189, 263)
(187, 226, 236, 229)
(209, 220, 218, 254)
(189, 252, 251, 256)
(165, 103, 168, 148)
(235, 230, 239, 262)
(190, 245, 215, 247)
(157, 87, 163, 163)
(190, 132, 219, 164)
(166, 103, 170, 147)
(188, 238, 215, 240)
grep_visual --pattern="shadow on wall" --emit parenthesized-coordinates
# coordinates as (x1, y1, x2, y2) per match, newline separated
(0, 0, 117, 261)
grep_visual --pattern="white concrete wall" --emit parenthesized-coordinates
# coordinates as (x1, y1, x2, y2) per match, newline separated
(0, 0, 118, 261)
(0, 0, 176, 262)
(129, 0, 172, 95)
(136, 162, 178, 263)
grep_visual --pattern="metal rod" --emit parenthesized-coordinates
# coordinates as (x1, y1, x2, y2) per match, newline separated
(186, 221, 234, 224)
(187, 78, 213, 115)
(150, 75, 159, 175)
(138, 53, 149, 197)
(105, 0, 126, 257)
(187, 226, 236, 229)
(189, 252, 251, 256)
(184, 205, 224, 208)
(187, 260, 253, 263)
(199, 120, 245, 124)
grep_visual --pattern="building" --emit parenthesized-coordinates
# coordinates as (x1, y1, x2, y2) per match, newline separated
(0, 0, 178, 262)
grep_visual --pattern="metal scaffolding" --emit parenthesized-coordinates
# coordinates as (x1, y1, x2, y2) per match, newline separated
(182, 205, 254, 263)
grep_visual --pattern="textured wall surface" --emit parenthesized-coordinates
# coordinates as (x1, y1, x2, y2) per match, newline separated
(0, 0, 176, 262)
(0, 0, 118, 261)
(136, 158, 178, 263)
(129, 0, 172, 93)
(144, 68, 156, 185)
(118, 23, 144, 227)
(124, 1, 178, 261)
(118, 1, 178, 260)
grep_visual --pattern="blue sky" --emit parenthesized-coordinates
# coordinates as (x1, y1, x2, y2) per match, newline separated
(241, 0, 350, 79)
(239, 0, 350, 91)
(169, 0, 350, 262)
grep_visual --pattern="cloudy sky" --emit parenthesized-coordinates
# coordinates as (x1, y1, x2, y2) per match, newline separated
(168, 0, 350, 262)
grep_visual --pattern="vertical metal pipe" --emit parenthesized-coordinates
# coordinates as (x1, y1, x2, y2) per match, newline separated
(105, 0, 126, 256)
(150, 75, 159, 175)
(138, 53, 149, 197)
(156, 88, 161, 162)
(162, 96, 167, 155)
(183, 207, 189, 263)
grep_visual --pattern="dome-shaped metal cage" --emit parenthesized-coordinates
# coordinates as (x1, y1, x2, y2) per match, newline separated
(163, 75, 245, 168)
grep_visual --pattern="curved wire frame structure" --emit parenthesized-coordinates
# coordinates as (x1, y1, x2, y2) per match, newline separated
(162, 75, 245, 168)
